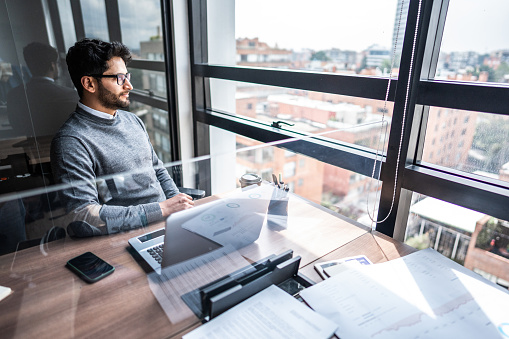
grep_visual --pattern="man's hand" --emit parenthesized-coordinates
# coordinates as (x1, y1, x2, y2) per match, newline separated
(159, 193, 194, 217)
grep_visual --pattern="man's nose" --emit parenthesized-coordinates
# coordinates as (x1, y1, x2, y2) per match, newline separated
(124, 77, 133, 90)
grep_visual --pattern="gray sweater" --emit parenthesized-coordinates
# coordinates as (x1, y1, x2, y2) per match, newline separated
(51, 106, 179, 234)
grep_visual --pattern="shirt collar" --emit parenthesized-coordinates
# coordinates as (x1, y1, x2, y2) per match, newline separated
(78, 101, 116, 120)
(33, 76, 55, 82)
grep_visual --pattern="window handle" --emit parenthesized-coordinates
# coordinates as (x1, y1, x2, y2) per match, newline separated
(271, 121, 295, 129)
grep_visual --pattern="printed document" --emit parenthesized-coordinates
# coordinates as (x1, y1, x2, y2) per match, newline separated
(183, 285, 337, 339)
(301, 248, 509, 339)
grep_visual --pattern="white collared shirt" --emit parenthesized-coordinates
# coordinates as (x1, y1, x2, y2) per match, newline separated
(78, 101, 116, 120)
(35, 76, 55, 82)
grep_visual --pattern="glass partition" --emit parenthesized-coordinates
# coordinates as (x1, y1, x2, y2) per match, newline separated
(0, 128, 379, 336)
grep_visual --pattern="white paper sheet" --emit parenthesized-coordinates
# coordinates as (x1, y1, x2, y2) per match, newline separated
(183, 285, 337, 339)
(181, 185, 273, 248)
(301, 248, 509, 339)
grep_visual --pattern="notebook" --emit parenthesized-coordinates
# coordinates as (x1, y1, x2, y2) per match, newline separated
(129, 184, 273, 273)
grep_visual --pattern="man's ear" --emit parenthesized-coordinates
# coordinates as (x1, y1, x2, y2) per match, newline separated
(81, 76, 97, 94)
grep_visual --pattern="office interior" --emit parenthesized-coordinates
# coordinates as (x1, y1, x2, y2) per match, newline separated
(0, 0, 509, 336)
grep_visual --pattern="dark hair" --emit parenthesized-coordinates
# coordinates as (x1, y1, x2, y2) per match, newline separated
(23, 42, 58, 77)
(66, 38, 132, 97)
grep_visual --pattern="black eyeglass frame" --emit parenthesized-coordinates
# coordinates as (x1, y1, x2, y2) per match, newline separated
(89, 72, 131, 85)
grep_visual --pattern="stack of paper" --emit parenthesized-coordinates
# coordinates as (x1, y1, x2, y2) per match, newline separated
(183, 285, 337, 339)
(301, 248, 509, 339)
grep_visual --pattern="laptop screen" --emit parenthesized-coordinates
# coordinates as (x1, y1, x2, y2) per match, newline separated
(161, 184, 272, 267)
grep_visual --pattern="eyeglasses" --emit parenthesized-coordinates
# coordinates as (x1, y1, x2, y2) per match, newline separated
(89, 73, 131, 85)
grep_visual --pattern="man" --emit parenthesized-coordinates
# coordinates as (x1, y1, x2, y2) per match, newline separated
(7, 42, 78, 137)
(51, 38, 193, 237)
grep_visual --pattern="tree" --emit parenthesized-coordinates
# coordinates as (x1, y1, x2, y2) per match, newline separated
(472, 116, 509, 173)
(494, 62, 509, 83)
(310, 51, 330, 61)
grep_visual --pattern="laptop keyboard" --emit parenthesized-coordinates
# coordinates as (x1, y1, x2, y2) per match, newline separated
(147, 243, 164, 264)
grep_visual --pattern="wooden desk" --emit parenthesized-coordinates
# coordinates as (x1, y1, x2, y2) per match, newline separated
(0, 191, 414, 338)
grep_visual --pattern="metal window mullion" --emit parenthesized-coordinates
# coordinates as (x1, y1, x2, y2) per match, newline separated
(402, 165, 509, 221)
(160, 0, 181, 163)
(104, 0, 122, 42)
(417, 80, 509, 115)
(70, 0, 85, 41)
(130, 91, 168, 111)
(46, 0, 66, 55)
(129, 59, 166, 72)
(193, 64, 398, 101)
(376, 0, 436, 236)
(194, 108, 383, 178)
(189, 0, 211, 194)
(391, 0, 450, 240)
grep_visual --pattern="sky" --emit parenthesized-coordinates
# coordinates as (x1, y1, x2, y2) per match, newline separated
(78, 0, 509, 55)
(81, 0, 162, 52)
(235, 0, 509, 54)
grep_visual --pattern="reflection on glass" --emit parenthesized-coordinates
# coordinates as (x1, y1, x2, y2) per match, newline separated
(405, 193, 509, 288)
(421, 107, 509, 184)
(231, 0, 405, 77)
(435, 0, 509, 84)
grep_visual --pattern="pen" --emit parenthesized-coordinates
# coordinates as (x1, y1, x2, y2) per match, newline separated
(272, 174, 279, 187)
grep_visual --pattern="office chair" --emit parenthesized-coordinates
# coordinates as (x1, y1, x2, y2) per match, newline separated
(172, 165, 205, 200)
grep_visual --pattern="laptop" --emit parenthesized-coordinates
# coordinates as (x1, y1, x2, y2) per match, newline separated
(129, 184, 273, 273)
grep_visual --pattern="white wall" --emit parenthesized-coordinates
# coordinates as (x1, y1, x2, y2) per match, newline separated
(208, 0, 237, 194)
(172, 0, 195, 187)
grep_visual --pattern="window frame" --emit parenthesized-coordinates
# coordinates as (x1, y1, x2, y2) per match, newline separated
(68, 0, 181, 165)
(187, 0, 509, 238)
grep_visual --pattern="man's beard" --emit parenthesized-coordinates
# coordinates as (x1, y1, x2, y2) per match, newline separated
(97, 81, 130, 110)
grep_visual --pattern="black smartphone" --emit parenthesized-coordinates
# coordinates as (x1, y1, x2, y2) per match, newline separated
(66, 252, 115, 283)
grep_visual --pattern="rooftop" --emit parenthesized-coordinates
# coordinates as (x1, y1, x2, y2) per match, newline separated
(410, 197, 485, 233)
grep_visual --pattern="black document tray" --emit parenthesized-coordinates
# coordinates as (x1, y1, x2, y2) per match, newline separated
(181, 249, 314, 321)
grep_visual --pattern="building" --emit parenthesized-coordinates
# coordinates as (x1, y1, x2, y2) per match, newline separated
(236, 37, 292, 68)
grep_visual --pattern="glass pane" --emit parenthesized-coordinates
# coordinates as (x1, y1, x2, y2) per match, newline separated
(80, 0, 109, 41)
(130, 69, 167, 98)
(211, 0, 407, 77)
(421, 107, 509, 184)
(1, 1, 80, 201)
(211, 79, 392, 151)
(1, 139, 373, 335)
(234, 133, 385, 230)
(405, 193, 509, 288)
(129, 101, 171, 163)
(119, 0, 163, 58)
(435, 0, 509, 84)
(56, 0, 77, 50)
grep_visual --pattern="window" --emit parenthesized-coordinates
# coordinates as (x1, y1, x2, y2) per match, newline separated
(81, 1, 109, 41)
(189, 0, 509, 276)
(231, 0, 406, 77)
(283, 161, 296, 177)
(435, 0, 509, 84)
